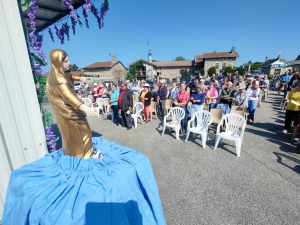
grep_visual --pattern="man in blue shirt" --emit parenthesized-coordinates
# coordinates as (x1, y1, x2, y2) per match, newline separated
(280, 71, 291, 98)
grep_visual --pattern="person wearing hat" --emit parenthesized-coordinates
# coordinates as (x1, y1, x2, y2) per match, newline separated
(233, 84, 249, 108)
(139, 83, 152, 123)
(91, 83, 99, 102)
(78, 83, 88, 99)
(246, 81, 261, 122)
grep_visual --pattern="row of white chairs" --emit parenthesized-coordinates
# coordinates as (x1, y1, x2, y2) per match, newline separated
(161, 107, 246, 157)
(82, 98, 145, 128)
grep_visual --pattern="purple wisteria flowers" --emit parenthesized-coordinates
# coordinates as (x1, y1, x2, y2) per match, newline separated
(44, 126, 57, 152)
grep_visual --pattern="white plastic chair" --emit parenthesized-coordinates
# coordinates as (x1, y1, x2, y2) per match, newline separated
(131, 102, 144, 128)
(82, 98, 92, 107)
(161, 107, 185, 140)
(185, 110, 213, 148)
(92, 98, 104, 117)
(214, 113, 246, 157)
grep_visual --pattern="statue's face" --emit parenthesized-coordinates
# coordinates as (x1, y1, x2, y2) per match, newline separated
(63, 56, 70, 71)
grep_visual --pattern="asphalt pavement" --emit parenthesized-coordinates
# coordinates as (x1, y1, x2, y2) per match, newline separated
(43, 90, 300, 225)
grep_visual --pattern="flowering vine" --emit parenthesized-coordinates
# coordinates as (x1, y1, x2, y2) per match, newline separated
(26, 0, 110, 152)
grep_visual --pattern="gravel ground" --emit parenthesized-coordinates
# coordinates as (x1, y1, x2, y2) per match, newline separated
(43, 90, 300, 225)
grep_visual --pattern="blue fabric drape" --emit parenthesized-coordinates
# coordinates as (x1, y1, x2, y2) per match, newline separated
(3, 137, 166, 225)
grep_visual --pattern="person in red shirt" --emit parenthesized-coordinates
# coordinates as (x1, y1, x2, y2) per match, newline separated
(176, 83, 190, 134)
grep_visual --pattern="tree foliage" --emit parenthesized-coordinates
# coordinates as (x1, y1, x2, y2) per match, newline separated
(199, 68, 205, 76)
(175, 56, 186, 61)
(296, 55, 300, 60)
(237, 66, 245, 75)
(224, 66, 233, 74)
(251, 62, 262, 70)
(71, 64, 80, 71)
(126, 61, 144, 80)
(180, 69, 190, 79)
(207, 67, 216, 76)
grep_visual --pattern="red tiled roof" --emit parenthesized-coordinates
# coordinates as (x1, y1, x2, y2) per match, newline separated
(195, 55, 203, 63)
(82, 61, 112, 69)
(202, 51, 239, 59)
(152, 61, 193, 67)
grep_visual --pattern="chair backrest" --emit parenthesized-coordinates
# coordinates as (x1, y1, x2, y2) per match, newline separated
(149, 101, 156, 112)
(88, 95, 94, 104)
(133, 102, 144, 115)
(223, 113, 246, 134)
(103, 98, 110, 106)
(96, 97, 104, 107)
(166, 99, 173, 109)
(210, 108, 222, 124)
(193, 110, 213, 128)
(82, 98, 92, 107)
(168, 107, 185, 122)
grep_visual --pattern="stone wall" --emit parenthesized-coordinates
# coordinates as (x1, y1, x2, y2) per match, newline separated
(204, 58, 236, 75)
(83, 62, 127, 81)
(158, 66, 194, 80)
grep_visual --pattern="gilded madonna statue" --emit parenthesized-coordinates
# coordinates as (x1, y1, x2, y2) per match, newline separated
(46, 49, 97, 158)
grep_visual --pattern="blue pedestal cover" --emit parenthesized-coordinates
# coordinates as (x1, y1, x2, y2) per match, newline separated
(3, 137, 166, 225)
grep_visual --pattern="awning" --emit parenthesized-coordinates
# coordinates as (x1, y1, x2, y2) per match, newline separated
(22, 0, 85, 33)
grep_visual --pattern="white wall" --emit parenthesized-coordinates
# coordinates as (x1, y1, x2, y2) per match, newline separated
(0, 0, 47, 219)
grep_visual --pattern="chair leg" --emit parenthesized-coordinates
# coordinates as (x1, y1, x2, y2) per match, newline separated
(185, 130, 190, 143)
(202, 133, 207, 148)
(162, 125, 166, 136)
(175, 127, 180, 140)
(134, 117, 137, 128)
(235, 139, 241, 157)
(291, 126, 298, 143)
(214, 135, 221, 150)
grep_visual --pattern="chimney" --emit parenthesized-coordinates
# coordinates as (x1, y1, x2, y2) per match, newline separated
(148, 52, 152, 62)
(111, 55, 116, 64)
(231, 47, 236, 53)
(265, 56, 268, 62)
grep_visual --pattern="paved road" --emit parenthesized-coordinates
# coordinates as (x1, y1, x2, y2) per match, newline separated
(43, 91, 300, 224)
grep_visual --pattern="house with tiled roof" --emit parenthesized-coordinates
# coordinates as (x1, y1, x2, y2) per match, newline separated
(198, 47, 239, 75)
(130, 53, 194, 80)
(82, 55, 127, 80)
(260, 55, 290, 75)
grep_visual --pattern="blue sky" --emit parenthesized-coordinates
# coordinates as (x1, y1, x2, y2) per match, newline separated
(39, 0, 300, 73)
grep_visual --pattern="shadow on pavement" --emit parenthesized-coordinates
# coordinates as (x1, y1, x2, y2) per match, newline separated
(273, 152, 300, 174)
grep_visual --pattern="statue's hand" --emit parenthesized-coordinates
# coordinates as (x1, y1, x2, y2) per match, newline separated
(79, 104, 97, 116)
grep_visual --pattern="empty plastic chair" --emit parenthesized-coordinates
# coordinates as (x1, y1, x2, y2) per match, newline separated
(185, 110, 213, 148)
(131, 102, 144, 128)
(82, 97, 92, 107)
(161, 107, 185, 140)
(214, 113, 246, 157)
(92, 97, 104, 117)
(149, 101, 158, 121)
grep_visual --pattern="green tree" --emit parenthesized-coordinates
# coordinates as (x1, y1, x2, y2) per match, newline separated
(199, 68, 205, 76)
(296, 55, 300, 60)
(251, 62, 262, 70)
(126, 61, 144, 80)
(224, 66, 233, 74)
(71, 63, 80, 71)
(237, 66, 245, 75)
(207, 67, 216, 76)
(181, 69, 190, 78)
(175, 56, 186, 61)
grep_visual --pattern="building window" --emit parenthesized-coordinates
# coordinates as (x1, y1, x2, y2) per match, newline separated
(222, 63, 226, 69)
(215, 63, 219, 69)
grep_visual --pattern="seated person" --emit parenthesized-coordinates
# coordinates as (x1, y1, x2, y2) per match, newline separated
(220, 81, 234, 107)
(233, 84, 249, 108)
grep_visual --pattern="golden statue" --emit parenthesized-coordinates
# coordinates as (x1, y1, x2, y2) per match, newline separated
(46, 49, 97, 159)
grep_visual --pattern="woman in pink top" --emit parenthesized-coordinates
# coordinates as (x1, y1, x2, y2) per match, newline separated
(205, 82, 218, 109)
(176, 83, 190, 134)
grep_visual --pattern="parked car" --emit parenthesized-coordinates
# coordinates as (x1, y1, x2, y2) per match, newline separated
(249, 70, 264, 78)
(74, 82, 90, 92)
